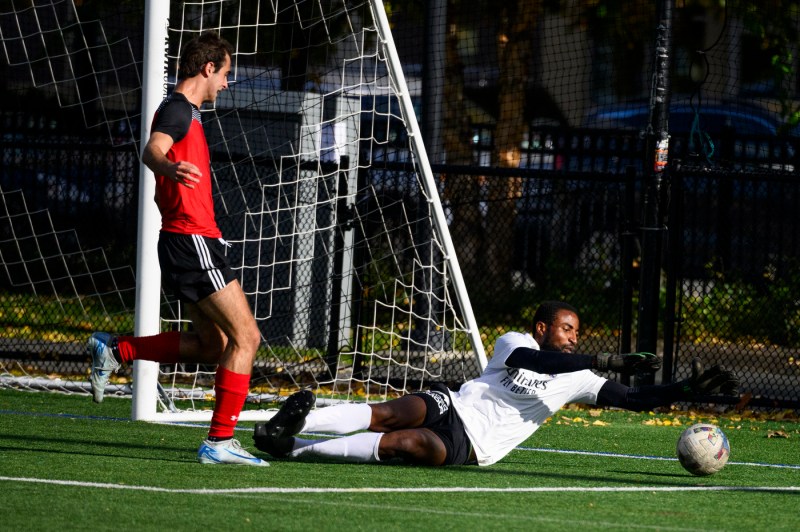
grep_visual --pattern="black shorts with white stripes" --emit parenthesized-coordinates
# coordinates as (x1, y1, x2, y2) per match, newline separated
(412, 382, 477, 466)
(157, 231, 237, 303)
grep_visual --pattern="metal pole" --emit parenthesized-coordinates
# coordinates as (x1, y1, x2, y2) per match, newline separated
(409, 0, 448, 350)
(637, 0, 673, 385)
(422, 0, 446, 163)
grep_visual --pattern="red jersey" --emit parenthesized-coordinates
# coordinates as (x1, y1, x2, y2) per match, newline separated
(151, 93, 221, 238)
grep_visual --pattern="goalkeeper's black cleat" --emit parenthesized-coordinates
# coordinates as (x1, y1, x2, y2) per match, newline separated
(253, 389, 315, 456)
(263, 389, 315, 439)
(253, 423, 295, 458)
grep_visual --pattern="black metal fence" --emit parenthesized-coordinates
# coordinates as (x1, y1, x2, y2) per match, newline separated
(665, 164, 800, 409)
(2, 0, 800, 408)
(3, 118, 799, 407)
(447, 124, 800, 408)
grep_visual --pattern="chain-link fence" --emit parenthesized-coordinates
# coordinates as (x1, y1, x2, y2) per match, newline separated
(2, 1, 799, 407)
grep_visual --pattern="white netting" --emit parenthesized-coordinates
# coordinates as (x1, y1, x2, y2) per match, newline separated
(0, 0, 141, 146)
(0, 1, 484, 413)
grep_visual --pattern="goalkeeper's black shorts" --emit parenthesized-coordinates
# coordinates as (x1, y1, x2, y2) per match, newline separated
(157, 231, 237, 303)
(412, 382, 477, 466)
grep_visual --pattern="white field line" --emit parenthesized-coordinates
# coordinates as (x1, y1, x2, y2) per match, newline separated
(515, 446, 800, 470)
(7, 482, 786, 532)
(189, 427, 800, 470)
(2, 410, 798, 470)
(1, 476, 799, 495)
(165, 425, 800, 471)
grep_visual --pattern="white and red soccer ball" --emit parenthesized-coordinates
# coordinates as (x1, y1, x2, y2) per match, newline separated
(676, 423, 730, 476)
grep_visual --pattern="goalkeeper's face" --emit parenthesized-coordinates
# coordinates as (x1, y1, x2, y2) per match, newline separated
(537, 310, 579, 353)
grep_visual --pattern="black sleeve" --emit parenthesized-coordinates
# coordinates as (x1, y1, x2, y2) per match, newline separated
(505, 347, 594, 374)
(152, 98, 193, 143)
(596, 379, 691, 411)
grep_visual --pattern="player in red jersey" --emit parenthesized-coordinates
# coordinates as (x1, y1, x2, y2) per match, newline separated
(88, 32, 266, 466)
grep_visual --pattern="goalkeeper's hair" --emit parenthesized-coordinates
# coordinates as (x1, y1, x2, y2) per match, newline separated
(178, 31, 234, 80)
(532, 300, 579, 328)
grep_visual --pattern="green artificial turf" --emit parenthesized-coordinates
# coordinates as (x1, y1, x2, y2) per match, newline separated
(1, 388, 798, 531)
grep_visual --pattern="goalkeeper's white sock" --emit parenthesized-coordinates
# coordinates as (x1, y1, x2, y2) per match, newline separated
(301, 403, 372, 434)
(290, 432, 382, 462)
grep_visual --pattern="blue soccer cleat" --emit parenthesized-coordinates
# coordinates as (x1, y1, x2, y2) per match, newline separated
(87, 332, 121, 403)
(197, 438, 269, 466)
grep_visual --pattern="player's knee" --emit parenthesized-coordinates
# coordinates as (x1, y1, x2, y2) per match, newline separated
(244, 320, 262, 354)
(379, 431, 444, 466)
(369, 401, 414, 431)
(368, 403, 393, 431)
(232, 319, 261, 358)
(198, 331, 228, 363)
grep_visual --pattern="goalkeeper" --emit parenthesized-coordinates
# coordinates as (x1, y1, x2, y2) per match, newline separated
(254, 300, 739, 467)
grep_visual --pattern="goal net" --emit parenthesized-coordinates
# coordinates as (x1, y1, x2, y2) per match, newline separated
(1, 0, 485, 418)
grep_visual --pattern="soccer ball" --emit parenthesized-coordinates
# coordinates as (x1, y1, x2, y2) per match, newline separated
(676, 423, 730, 476)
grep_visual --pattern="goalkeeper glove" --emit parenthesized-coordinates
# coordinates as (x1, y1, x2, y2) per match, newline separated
(593, 352, 662, 374)
(685, 358, 740, 397)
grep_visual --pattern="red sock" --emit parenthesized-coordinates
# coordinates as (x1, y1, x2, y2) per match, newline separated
(208, 367, 251, 439)
(116, 332, 181, 364)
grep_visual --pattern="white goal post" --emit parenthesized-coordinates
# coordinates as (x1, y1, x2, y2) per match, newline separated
(132, 0, 171, 422)
(131, 0, 486, 421)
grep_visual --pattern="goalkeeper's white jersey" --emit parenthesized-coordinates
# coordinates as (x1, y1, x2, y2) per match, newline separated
(450, 331, 607, 466)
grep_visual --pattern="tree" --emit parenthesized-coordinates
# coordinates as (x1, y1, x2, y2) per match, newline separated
(484, 1, 541, 292)
(728, 0, 800, 132)
(440, 1, 486, 286)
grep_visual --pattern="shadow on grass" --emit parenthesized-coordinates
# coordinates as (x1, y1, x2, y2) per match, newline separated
(260, 455, 728, 488)
(0, 433, 197, 463)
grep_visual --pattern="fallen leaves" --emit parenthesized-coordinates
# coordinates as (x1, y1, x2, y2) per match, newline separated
(767, 430, 790, 439)
(552, 416, 608, 427)
(643, 417, 682, 426)
(547, 403, 800, 437)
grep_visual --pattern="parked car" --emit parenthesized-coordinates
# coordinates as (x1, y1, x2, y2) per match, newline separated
(584, 100, 794, 136)
(583, 100, 798, 172)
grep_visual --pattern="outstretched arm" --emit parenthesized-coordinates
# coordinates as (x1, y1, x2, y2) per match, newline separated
(596, 359, 740, 411)
(506, 347, 661, 376)
(596, 379, 685, 411)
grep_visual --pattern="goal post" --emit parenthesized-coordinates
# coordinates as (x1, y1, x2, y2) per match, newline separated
(370, 0, 486, 369)
(131, 0, 170, 421)
(133, 0, 487, 421)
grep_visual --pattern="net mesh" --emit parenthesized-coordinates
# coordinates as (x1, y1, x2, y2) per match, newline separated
(1, 1, 484, 411)
(3, 1, 800, 409)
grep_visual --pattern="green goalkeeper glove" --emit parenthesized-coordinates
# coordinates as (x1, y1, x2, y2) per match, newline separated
(593, 352, 661, 374)
(685, 358, 740, 397)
